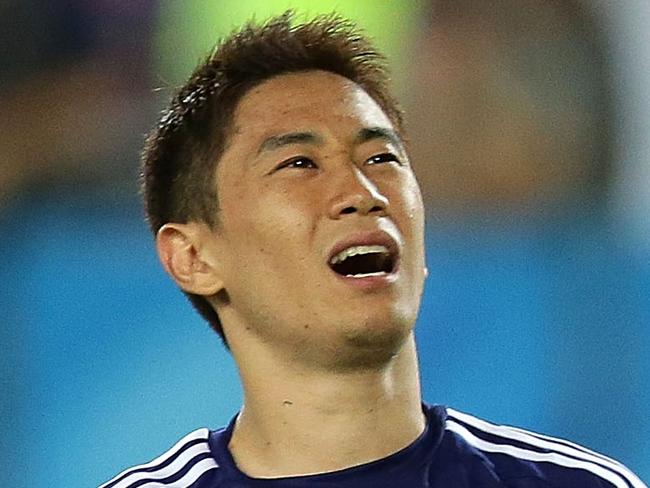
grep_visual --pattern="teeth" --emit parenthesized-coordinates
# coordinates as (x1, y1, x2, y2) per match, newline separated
(345, 271, 387, 278)
(329, 245, 389, 265)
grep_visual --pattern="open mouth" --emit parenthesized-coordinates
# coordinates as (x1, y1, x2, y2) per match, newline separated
(328, 244, 396, 278)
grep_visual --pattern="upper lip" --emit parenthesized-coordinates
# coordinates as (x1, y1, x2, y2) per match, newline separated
(327, 230, 401, 271)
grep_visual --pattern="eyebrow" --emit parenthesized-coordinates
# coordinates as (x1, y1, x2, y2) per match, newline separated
(257, 131, 321, 155)
(256, 126, 404, 156)
(355, 126, 404, 151)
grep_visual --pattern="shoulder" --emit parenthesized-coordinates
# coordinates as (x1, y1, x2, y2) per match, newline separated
(98, 428, 221, 488)
(441, 407, 646, 488)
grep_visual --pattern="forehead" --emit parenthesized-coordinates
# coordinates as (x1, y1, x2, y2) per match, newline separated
(229, 70, 394, 140)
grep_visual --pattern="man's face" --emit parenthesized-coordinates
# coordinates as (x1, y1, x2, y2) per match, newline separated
(207, 71, 426, 369)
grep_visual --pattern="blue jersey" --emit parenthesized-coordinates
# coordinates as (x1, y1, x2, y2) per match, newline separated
(99, 404, 646, 488)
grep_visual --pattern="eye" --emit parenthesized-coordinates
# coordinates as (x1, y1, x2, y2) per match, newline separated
(277, 156, 317, 170)
(366, 153, 402, 166)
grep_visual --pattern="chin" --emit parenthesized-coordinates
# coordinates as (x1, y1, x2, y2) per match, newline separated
(334, 313, 415, 371)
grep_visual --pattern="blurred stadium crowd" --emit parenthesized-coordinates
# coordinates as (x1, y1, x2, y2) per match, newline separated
(1, 1, 648, 486)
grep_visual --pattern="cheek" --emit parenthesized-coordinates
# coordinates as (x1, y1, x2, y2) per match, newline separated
(391, 175, 425, 236)
(217, 190, 323, 331)
(405, 171, 425, 211)
(406, 187, 425, 225)
(390, 176, 426, 274)
(221, 188, 315, 277)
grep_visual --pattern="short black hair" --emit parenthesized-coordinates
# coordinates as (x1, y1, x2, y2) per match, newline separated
(141, 11, 403, 344)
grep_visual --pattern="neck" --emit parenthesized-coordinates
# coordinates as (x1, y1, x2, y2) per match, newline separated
(227, 333, 425, 478)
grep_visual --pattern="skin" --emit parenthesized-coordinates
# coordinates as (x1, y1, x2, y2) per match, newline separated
(157, 70, 428, 478)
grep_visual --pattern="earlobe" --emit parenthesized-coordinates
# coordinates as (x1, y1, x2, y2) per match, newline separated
(156, 223, 224, 296)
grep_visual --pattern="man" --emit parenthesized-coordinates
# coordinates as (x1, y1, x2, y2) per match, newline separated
(100, 12, 646, 488)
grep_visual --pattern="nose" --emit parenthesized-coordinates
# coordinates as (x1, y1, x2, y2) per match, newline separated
(328, 166, 389, 219)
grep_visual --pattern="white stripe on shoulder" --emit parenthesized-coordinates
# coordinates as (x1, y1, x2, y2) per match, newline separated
(137, 458, 219, 488)
(506, 424, 625, 467)
(446, 420, 632, 488)
(447, 408, 645, 488)
(99, 428, 212, 488)
(109, 442, 213, 488)
(448, 409, 615, 465)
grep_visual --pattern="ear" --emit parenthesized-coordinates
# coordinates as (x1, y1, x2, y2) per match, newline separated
(156, 222, 224, 296)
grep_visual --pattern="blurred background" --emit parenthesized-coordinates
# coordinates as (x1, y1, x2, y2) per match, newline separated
(1, 1, 648, 486)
